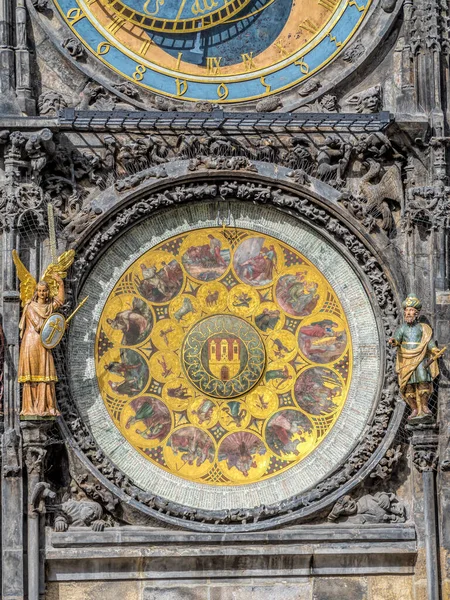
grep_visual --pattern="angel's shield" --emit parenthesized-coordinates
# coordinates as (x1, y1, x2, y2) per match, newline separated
(40, 313, 66, 349)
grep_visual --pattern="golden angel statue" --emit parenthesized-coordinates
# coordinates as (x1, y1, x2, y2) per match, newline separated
(13, 249, 75, 418)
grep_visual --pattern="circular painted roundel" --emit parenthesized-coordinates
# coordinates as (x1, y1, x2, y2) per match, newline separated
(69, 202, 382, 511)
(93, 225, 353, 485)
(182, 315, 266, 399)
(54, 0, 372, 103)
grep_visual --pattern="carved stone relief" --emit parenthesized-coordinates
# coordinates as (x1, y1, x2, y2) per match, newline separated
(328, 492, 406, 524)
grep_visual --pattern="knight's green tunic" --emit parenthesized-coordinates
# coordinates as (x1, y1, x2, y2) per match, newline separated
(393, 322, 436, 384)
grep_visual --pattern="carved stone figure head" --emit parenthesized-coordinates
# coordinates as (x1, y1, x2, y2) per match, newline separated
(327, 494, 357, 521)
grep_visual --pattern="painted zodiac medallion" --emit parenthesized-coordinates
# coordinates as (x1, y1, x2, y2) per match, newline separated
(95, 226, 352, 485)
(183, 315, 265, 398)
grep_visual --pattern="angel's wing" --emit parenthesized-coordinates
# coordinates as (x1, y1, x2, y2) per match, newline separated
(12, 250, 37, 307)
(41, 250, 75, 298)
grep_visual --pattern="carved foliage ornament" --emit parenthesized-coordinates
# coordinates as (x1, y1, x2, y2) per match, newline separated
(57, 178, 399, 529)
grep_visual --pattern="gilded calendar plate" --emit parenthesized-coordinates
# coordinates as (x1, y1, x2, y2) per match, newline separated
(53, 0, 372, 103)
(94, 226, 353, 485)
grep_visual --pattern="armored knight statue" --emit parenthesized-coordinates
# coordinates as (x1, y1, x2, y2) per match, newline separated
(13, 250, 75, 418)
(389, 294, 444, 419)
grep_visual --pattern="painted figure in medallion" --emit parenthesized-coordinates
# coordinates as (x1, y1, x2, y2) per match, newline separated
(182, 235, 230, 281)
(276, 271, 320, 317)
(13, 250, 75, 418)
(255, 307, 281, 332)
(125, 397, 171, 441)
(266, 410, 313, 457)
(191, 399, 216, 426)
(105, 349, 148, 397)
(218, 432, 266, 477)
(389, 295, 443, 419)
(167, 426, 215, 468)
(137, 259, 183, 302)
(299, 319, 347, 363)
(294, 368, 342, 415)
(234, 238, 278, 286)
(107, 298, 152, 345)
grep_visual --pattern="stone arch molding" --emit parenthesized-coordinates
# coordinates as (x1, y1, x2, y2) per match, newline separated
(60, 170, 403, 531)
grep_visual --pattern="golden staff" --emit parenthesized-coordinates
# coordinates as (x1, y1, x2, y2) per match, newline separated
(66, 296, 89, 325)
(424, 346, 447, 369)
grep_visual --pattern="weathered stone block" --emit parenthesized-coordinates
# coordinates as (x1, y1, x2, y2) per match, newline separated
(46, 581, 141, 600)
(143, 586, 208, 600)
(312, 577, 367, 600)
(368, 575, 413, 600)
(210, 582, 312, 600)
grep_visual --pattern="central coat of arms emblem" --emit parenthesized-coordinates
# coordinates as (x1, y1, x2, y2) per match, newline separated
(207, 337, 241, 381)
(182, 315, 266, 399)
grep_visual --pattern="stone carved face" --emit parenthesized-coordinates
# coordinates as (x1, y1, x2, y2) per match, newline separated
(340, 496, 357, 515)
(79, 503, 100, 525)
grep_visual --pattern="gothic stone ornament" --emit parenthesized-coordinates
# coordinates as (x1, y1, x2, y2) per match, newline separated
(389, 294, 443, 421)
(327, 492, 406, 524)
(54, 499, 106, 531)
(61, 182, 401, 531)
(53, 0, 372, 103)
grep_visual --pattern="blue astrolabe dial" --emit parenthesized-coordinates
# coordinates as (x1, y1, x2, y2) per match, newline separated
(55, 0, 372, 102)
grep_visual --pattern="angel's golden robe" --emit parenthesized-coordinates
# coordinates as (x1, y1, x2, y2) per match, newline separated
(18, 298, 61, 416)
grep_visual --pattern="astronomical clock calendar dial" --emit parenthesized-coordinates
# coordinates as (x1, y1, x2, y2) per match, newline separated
(94, 227, 352, 485)
(55, 0, 372, 103)
(69, 202, 380, 510)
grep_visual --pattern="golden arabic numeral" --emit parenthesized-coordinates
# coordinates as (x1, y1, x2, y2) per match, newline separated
(241, 52, 255, 72)
(206, 56, 222, 75)
(143, 0, 164, 16)
(260, 76, 271, 94)
(294, 57, 309, 74)
(133, 64, 146, 81)
(217, 83, 229, 100)
(96, 42, 111, 56)
(66, 7, 84, 23)
(176, 79, 188, 96)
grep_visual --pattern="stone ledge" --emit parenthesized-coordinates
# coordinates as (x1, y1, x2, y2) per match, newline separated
(48, 524, 416, 547)
(45, 525, 417, 580)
